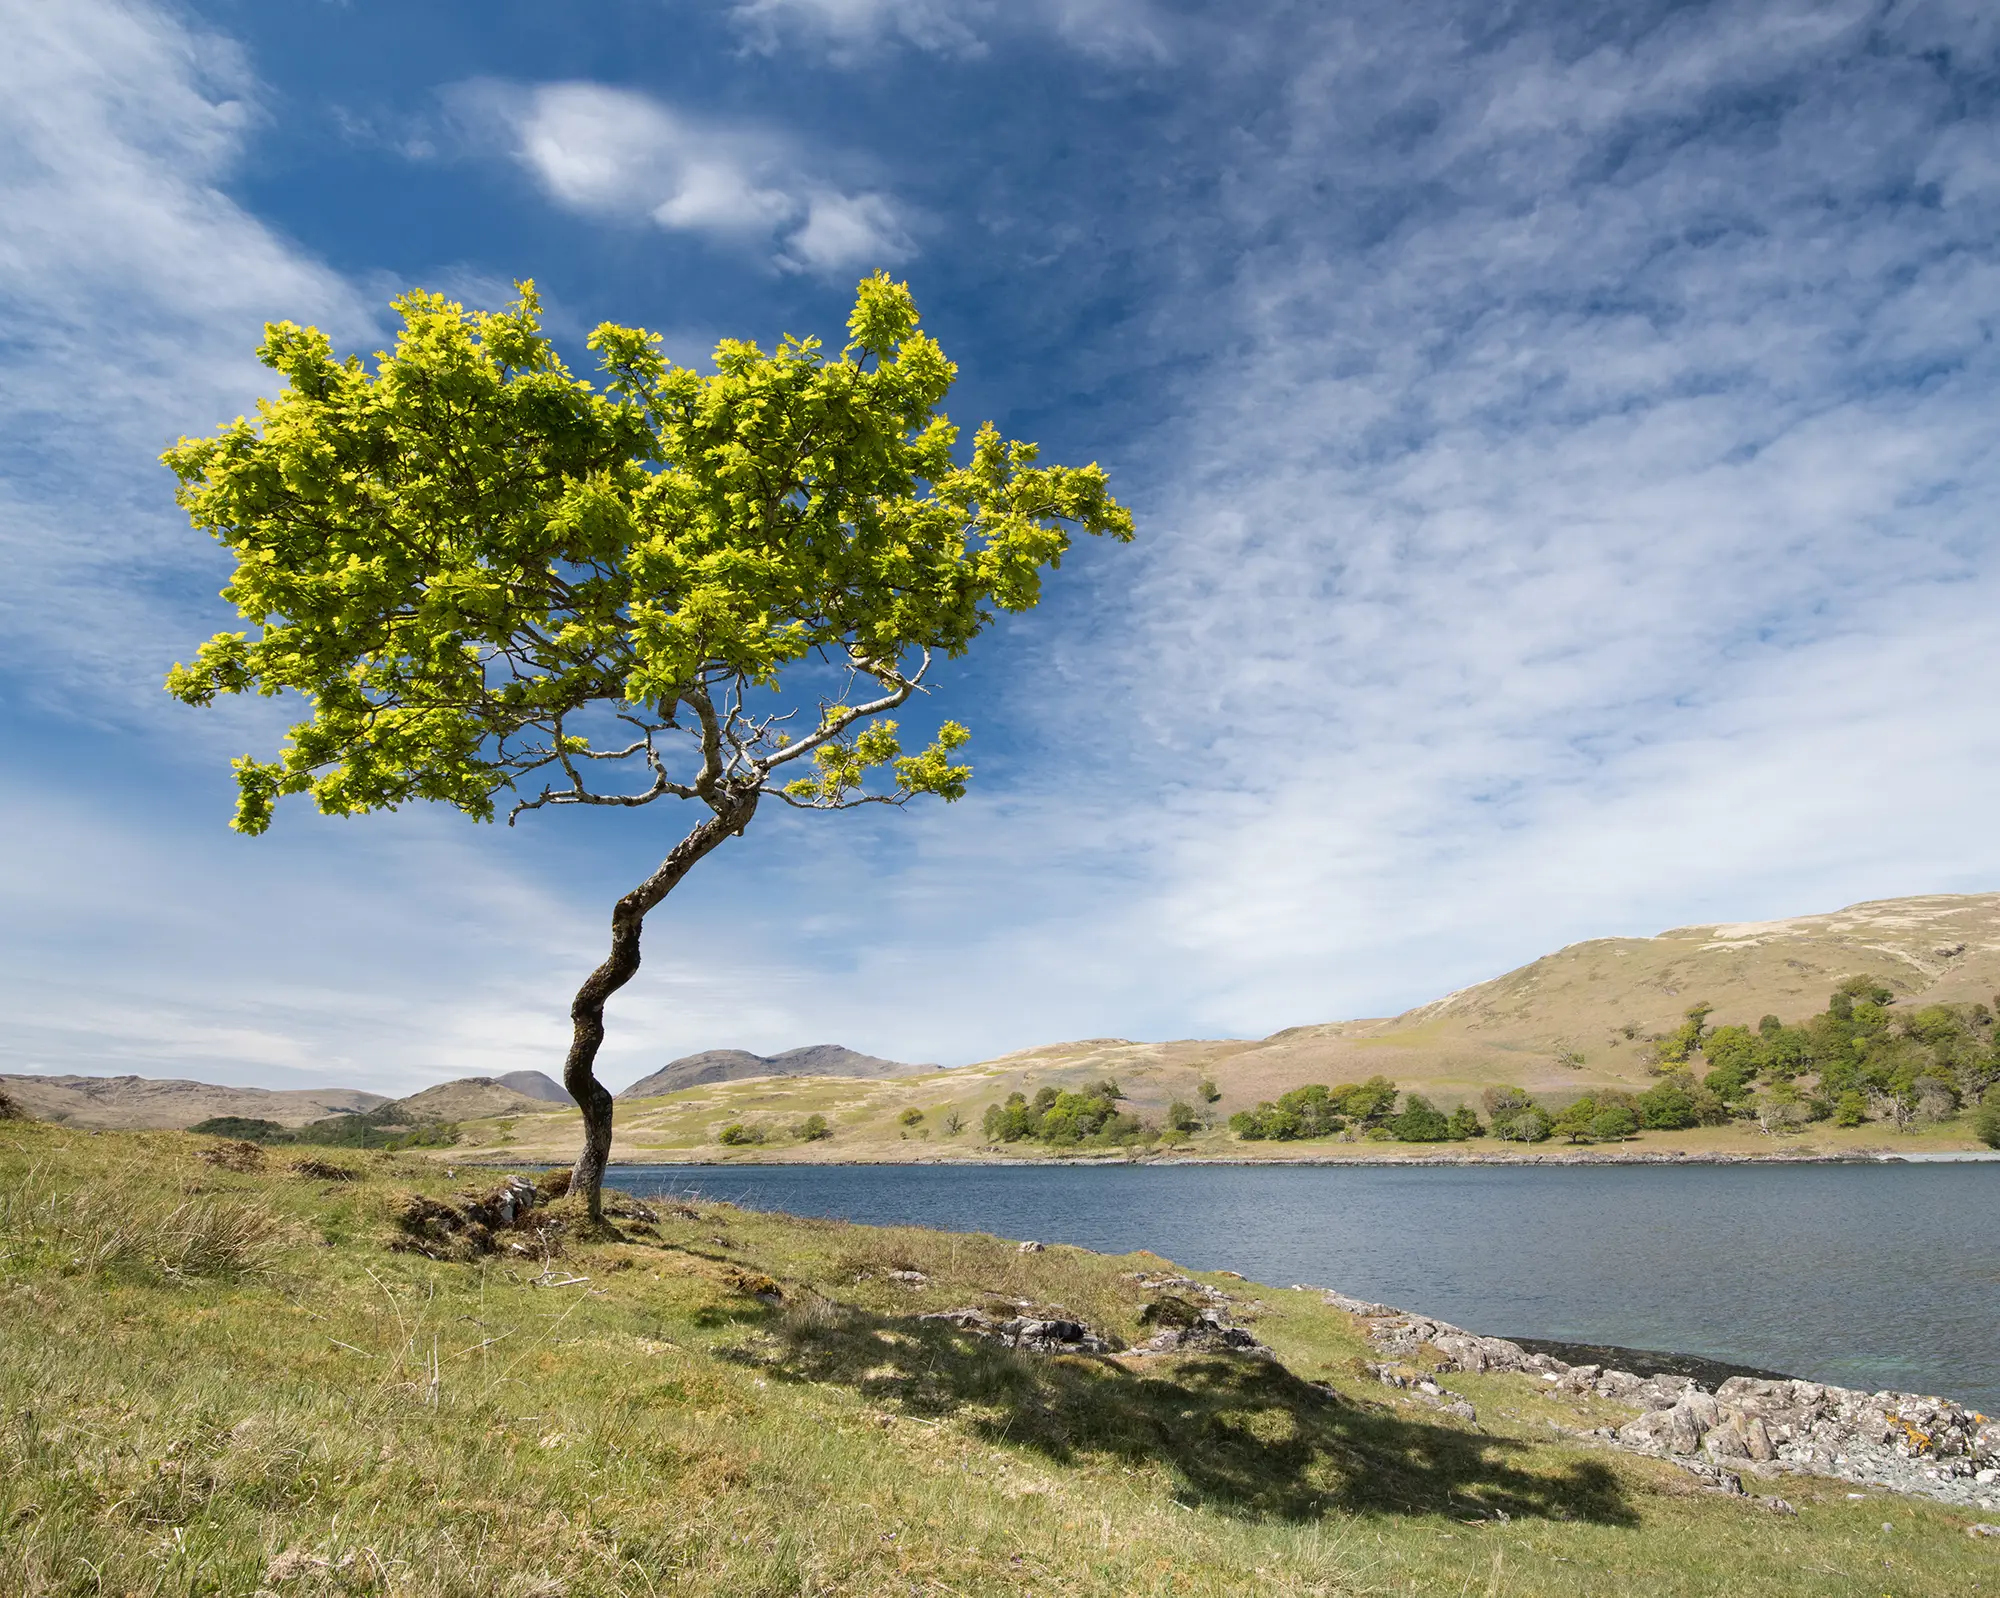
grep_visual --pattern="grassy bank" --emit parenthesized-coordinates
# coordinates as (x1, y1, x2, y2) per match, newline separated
(1, 1120, 1990, 1596)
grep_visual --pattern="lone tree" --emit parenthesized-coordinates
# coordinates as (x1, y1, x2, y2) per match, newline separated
(164, 275, 1132, 1216)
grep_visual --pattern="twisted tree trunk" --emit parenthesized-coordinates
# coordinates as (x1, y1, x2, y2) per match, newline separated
(564, 794, 757, 1218)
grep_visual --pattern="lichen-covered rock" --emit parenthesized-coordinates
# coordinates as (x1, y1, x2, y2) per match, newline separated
(918, 1307, 1116, 1354)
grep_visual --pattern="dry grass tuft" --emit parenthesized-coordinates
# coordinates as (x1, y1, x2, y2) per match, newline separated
(197, 1140, 267, 1172)
(0, 1162, 291, 1281)
(290, 1157, 360, 1182)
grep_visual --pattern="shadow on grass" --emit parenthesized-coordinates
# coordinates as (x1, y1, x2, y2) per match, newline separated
(721, 1299, 1637, 1526)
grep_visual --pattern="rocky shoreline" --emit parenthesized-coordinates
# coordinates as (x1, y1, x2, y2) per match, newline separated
(1322, 1290, 1999, 1510)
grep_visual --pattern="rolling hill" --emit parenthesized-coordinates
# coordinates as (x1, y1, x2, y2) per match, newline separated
(0, 1075, 387, 1131)
(444, 892, 2000, 1164)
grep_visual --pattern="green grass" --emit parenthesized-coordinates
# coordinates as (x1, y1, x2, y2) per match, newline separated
(1, 1121, 1992, 1596)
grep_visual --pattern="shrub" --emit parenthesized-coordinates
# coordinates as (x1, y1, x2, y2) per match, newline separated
(941, 1110, 965, 1136)
(1703, 1058, 1756, 1105)
(717, 1123, 765, 1146)
(1590, 1104, 1638, 1141)
(1227, 1083, 1355, 1141)
(897, 1107, 925, 1127)
(1976, 1086, 2000, 1150)
(1390, 1094, 1452, 1142)
(1446, 1104, 1482, 1139)
(1551, 1097, 1598, 1143)
(1482, 1086, 1534, 1122)
(1228, 1108, 1269, 1141)
(1494, 1109, 1550, 1143)
(1690, 1084, 1732, 1126)
(1637, 1078, 1698, 1130)
(1336, 1076, 1401, 1125)
(1197, 1078, 1221, 1104)
(1652, 1002, 1714, 1069)
(188, 1116, 289, 1142)
(980, 1081, 1142, 1148)
(791, 1113, 831, 1142)
(1166, 1099, 1201, 1133)
(386, 1122, 460, 1150)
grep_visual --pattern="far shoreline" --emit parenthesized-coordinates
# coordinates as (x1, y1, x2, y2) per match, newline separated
(450, 1147, 2000, 1169)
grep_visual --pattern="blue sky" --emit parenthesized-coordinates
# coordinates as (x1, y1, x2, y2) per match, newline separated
(3, 0, 1998, 1094)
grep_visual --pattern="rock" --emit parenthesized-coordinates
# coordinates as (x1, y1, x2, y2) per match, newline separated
(1323, 1290, 1409, 1318)
(1968, 1523, 2000, 1538)
(1431, 1330, 1538, 1375)
(1136, 1272, 1231, 1304)
(887, 1269, 928, 1286)
(459, 1175, 540, 1230)
(1006, 1317, 1112, 1353)
(920, 1307, 1002, 1334)
(1759, 1497, 1797, 1515)
(1139, 1308, 1266, 1356)
(918, 1306, 1114, 1354)
(1745, 1416, 1776, 1463)
(1446, 1399, 1478, 1423)
(1671, 1459, 1745, 1495)
(1704, 1417, 1750, 1460)
(1017, 1240, 1045, 1254)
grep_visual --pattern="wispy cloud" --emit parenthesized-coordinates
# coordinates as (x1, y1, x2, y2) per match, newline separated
(450, 80, 913, 273)
(988, 0, 2000, 1028)
(728, 0, 1167, 64)
(0, 0, 372, 712)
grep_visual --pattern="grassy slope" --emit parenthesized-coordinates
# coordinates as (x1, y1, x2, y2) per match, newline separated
(447, 893, 2000, 1165)
(2, 1121, 1991, 1597)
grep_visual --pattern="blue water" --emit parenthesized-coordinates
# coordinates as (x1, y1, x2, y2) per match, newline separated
(612, 1161, 2000, 1411)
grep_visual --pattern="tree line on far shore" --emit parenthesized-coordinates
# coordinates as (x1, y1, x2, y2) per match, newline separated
(972, 976, 2000, 1152)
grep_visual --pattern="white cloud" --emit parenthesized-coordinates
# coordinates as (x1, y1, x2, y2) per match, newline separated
(456, 80, 911, 272)
(729, 0, 1166, 64)
(784, 189, 911, 272)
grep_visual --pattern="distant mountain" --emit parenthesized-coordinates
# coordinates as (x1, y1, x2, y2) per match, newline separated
(620, 1044, 927, 1099)
(495, 1070, 570, 1104)
(0, 1074, 387, 1131)
(378, 1078, 560, 1124)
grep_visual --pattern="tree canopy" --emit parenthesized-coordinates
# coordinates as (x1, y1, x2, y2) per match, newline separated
(165, 274, 1129, 835)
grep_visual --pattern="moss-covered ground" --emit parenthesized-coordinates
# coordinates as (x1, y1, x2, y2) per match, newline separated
(1, 1120, 1990, 1595)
